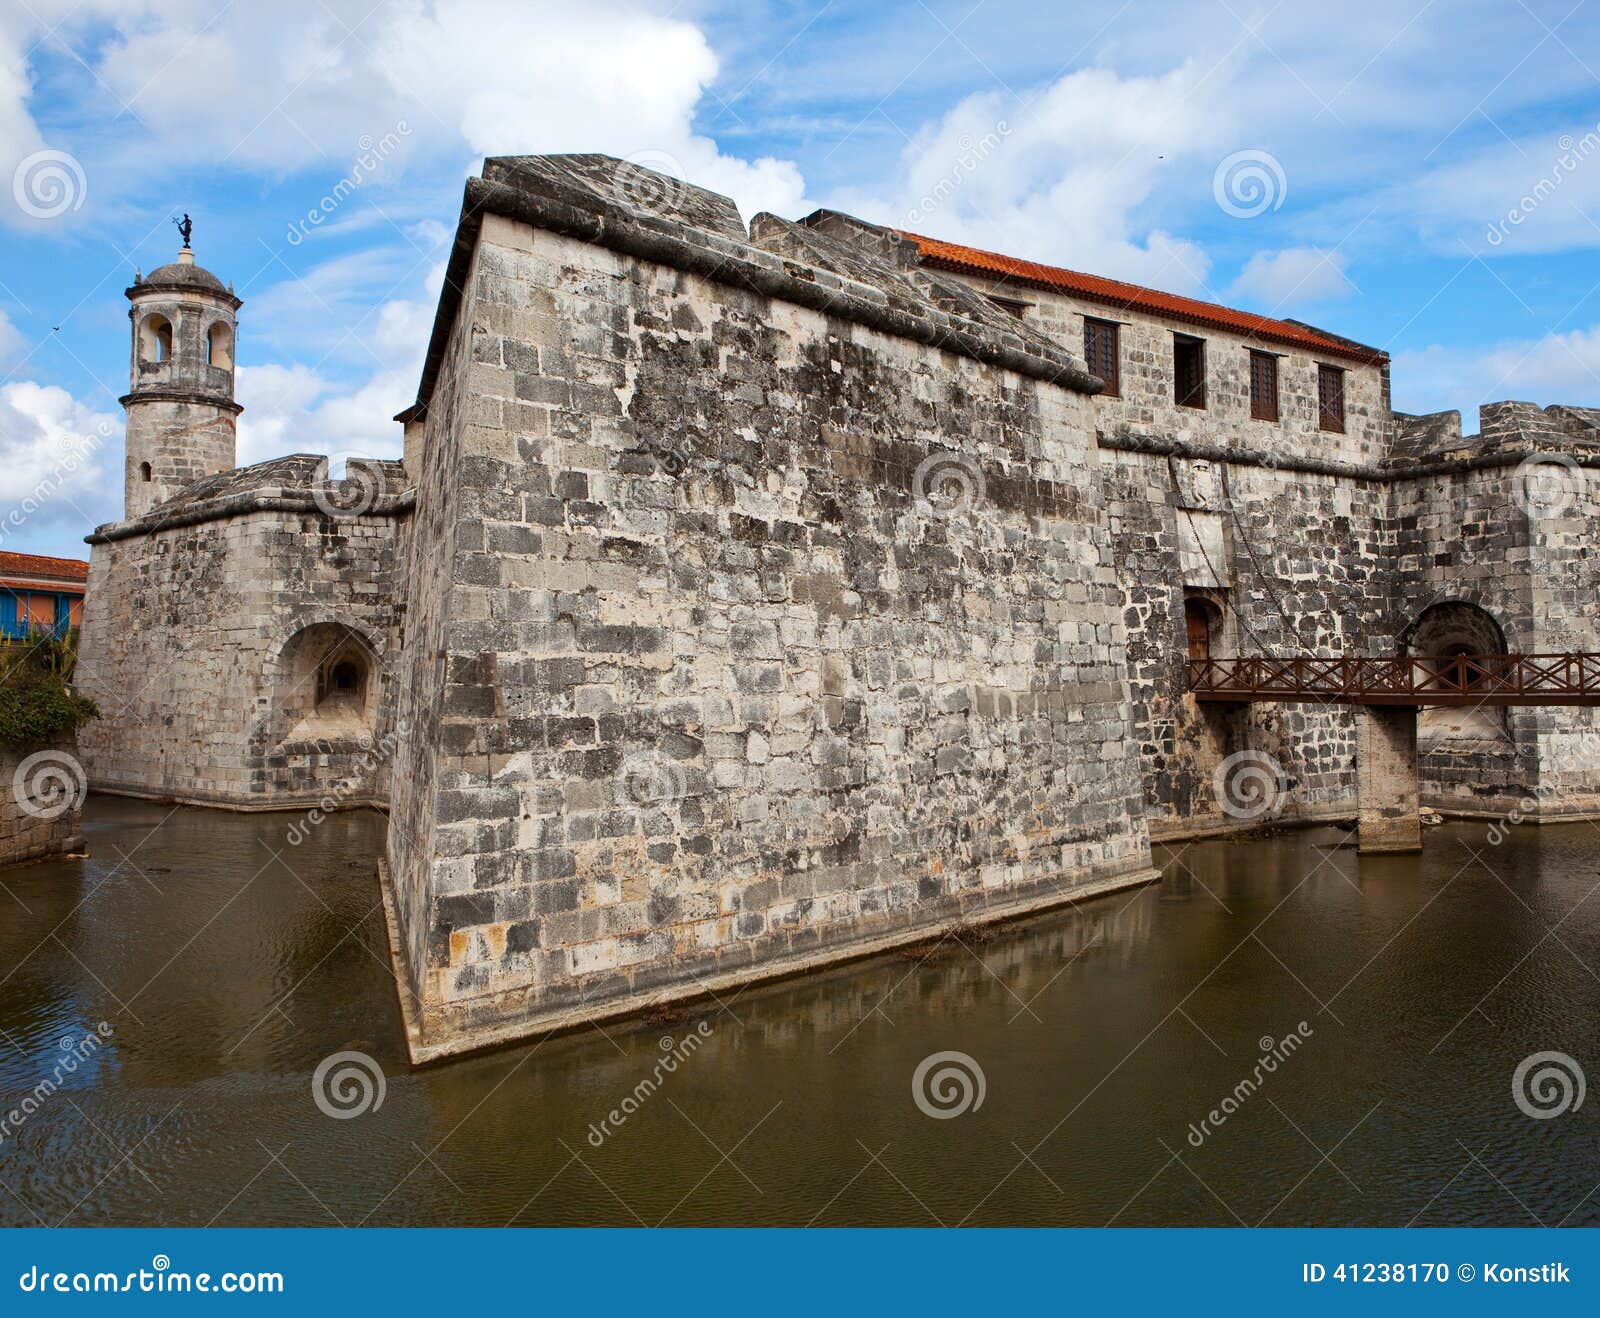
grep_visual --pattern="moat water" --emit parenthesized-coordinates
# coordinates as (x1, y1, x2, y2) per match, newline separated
(2, 796, 1598, 1227)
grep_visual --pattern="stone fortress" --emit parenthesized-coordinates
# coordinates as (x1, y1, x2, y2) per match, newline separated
(75, 154, 1600, 1060)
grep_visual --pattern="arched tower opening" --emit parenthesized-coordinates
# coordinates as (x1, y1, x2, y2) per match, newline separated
(121, 236, 242, 520)
(206, 320, 232, 368)
(140, 314, 173, 363)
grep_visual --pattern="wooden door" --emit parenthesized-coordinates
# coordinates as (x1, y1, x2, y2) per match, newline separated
(1185, 602, 1211, 662)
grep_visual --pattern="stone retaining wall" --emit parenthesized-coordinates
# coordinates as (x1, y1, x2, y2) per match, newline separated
(0, 742, 86, 867)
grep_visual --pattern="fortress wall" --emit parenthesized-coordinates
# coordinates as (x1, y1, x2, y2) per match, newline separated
(1104, 449, 1389, 833)
(390, 212, 1156, 1058)
(1388, 464, 1541, 814)
(932, 272, 1395, 835)
(77, 506, 406, 810)
(385, 246, 480, 1012)
(1522, 467, 1600, 815)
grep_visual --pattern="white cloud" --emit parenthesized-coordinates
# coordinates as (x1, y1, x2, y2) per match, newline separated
(0, 381, 118, 555)
(1227, 247, 1352, 310)
(236, 282, 435, 467)
(1405, 122, 1600, 256)
(56, 0, 807, 226)
(831, 63, 1231, 292)
(0, 308, 23, 364)
(1393, 325, 1600, 423)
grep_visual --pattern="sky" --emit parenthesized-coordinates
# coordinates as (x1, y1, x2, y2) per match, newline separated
(3, 0, 1600, 560)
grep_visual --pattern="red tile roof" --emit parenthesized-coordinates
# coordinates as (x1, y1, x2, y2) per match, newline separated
(901, 230, 1387, 367)
(0, 551, 89, 586)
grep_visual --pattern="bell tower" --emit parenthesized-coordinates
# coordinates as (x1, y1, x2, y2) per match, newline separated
(121, 216, 241, 518)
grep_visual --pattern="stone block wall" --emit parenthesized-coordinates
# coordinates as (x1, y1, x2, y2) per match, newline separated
(0, 742, 86, 867)
(926, 271, 1396, 835)
(123, 399, 239, 519)
(1098, 447, 1388, 833)
(78, 465, 409, 811)
(945, 271, 1391, 468)
(385, 205, 1156, 1058)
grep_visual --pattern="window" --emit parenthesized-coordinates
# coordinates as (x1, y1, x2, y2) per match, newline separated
(140, 314, 173, 363)
(138, 462, 152, 482)
(1174, 335, 1205, 409)
(1083, 318, 1120, 397)
(988, 295, 1030, 318)
(1318, 364, 1346, 433)
(206, 322, 233, 368)
(1249, 350, 1279, 422)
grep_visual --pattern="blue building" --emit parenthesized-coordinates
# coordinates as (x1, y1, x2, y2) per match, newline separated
(0, 551, 88, 640)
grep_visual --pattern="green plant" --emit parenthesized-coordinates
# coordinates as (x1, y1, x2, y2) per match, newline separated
(0, 631, 97, 750)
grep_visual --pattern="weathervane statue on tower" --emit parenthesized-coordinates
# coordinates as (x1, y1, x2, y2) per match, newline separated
(174, 212, 192, 248)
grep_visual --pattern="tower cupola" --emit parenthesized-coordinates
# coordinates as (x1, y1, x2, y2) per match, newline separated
(121, 217, 242, 518)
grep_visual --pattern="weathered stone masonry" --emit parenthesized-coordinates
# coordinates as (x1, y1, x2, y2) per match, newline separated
(77, 154, 1600, 1059)
(383, 159, 1156, 1056)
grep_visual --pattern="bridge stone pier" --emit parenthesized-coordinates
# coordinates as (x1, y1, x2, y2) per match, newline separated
(1355, 707, 1422, 854)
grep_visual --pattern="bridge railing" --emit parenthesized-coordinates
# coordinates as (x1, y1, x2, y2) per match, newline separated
(1187, 653, 1600, 706)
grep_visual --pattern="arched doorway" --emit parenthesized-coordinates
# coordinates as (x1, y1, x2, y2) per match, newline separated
(273, 622, 377, 743)
(1402, 601, 1510, 742)
(1183, 592, 1227, 664)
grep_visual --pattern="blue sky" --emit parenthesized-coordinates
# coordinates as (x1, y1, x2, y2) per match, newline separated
(4, 0, 1600, 559)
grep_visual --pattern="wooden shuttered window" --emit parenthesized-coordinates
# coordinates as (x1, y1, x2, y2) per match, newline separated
(1174, 335, 1205, 409)
(1318, 363, 1346, 433)
(1083, 317, 1120, 397)
(1249, 350, 1279, 422)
